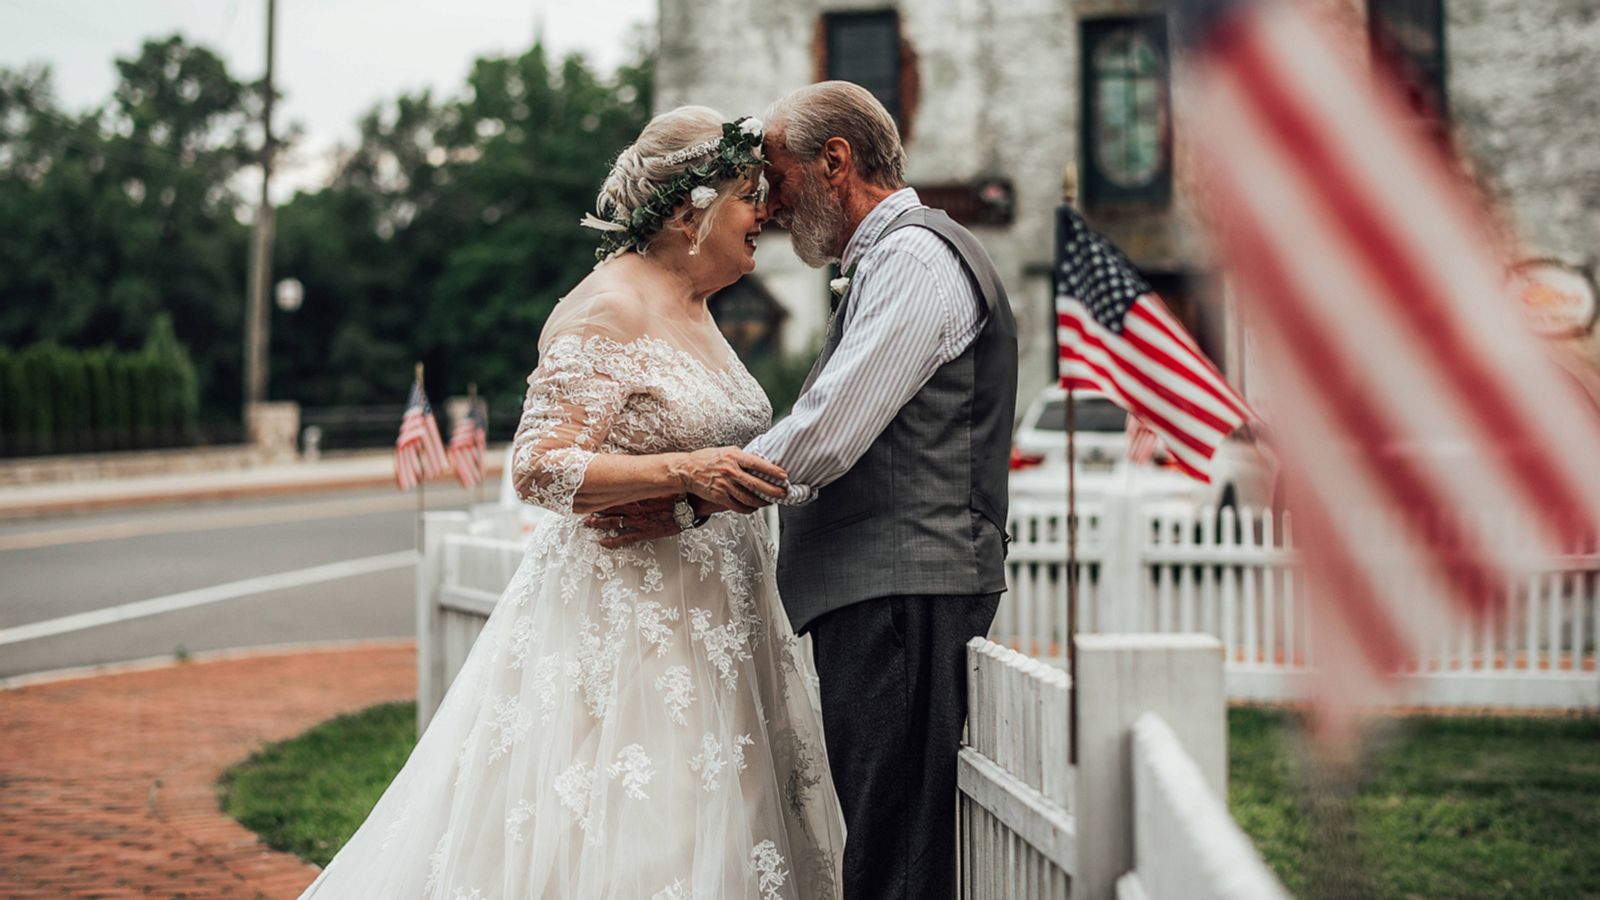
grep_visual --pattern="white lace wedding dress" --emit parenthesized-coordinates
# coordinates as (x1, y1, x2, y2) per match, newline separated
(301, 291, 844, 900)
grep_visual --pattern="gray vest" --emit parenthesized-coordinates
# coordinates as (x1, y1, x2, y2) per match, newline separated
(777, 208, 1018, 634)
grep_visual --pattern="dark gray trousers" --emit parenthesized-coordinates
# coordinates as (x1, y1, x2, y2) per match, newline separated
(808, 592, 1002, 900)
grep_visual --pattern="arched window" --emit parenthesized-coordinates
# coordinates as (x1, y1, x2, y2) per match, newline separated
(1082, 17, 1171, 206)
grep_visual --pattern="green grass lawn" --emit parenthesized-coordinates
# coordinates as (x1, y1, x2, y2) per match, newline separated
(1229, 708, 1600, 898)
(219, 701, 416, 868)
(222, 703, 1600, 895)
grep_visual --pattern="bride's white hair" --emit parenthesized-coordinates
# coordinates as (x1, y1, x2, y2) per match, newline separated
(593, 105, 757, 255)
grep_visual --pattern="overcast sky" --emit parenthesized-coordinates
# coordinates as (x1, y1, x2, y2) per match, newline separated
(0, 0, 656, 197)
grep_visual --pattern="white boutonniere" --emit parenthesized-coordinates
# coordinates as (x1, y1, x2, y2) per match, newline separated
(829, 262, 859, 297)
(739, 117, 764, 137)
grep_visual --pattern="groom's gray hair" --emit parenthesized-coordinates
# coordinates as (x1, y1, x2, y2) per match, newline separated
(765, 81, 906, 190)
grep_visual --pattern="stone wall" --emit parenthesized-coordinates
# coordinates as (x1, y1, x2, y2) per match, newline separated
(656, 0, 1600, 404)
(658, 0, 1084, 402)
(1450, 0, 1600, 267)
(1450, 0, 1600, 372)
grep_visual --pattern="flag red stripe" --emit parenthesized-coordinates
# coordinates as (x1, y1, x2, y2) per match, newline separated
(1057, 340, 1214, 460)
(421, 414, 449, 475)
(1226, 20, 1591, 547)
(1058, 312, 1237, 442)
(1059, 308, 1242, 437)
(1166, 453, 1208, 483)
(1120, 309, 1249, 427)
(1059, 361, 1216, 480)
(1215, 169, 1503, 617)
(1127, 304, 1252, 421)
(1287, 481, 1417, 672)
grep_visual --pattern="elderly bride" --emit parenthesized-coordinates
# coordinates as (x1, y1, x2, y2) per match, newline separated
(300, 106, 844, 900)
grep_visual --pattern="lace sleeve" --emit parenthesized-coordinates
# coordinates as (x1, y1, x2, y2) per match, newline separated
(511, 333, 632, 513)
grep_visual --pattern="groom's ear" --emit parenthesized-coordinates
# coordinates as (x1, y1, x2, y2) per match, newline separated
(820, 136, 853, 187)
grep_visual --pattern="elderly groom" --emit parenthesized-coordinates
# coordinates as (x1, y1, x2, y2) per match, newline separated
(597, 81, 1017, 899)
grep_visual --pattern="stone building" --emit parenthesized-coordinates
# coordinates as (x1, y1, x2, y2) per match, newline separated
(657, 0, 1600, 409)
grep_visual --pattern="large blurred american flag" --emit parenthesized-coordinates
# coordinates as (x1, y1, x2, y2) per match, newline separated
(1184, 0, 1600, 723)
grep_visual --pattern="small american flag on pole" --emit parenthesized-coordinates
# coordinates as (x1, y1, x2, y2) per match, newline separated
(1055, 205, 1253, 483)
(1182, 0, 1600, 724)
(395, 380, 448, 491)
(448, 397, 488, 489)
(1125, 415, 1163, 466)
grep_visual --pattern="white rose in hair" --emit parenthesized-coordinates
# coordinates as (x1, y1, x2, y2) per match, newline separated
(690, 186, 718, 209)
(739, 118, 764, 137)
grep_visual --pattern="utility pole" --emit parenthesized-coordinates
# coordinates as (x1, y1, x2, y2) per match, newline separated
(243, 0, 277, 418)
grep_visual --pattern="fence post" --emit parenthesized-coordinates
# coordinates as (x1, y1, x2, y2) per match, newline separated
(416, 510, 470, 734)
(1096, 492, 1146, 633)
(1072, 634, 1225, 900)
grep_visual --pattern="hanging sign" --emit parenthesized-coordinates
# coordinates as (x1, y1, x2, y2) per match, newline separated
(1513, 258, 1597, 338)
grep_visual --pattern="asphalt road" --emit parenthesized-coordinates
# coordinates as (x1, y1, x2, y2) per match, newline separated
(0, 484, 490, 680)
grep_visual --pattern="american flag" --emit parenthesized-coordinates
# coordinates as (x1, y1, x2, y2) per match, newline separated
(1184, 0, 1600, 722)
(395, 381, 448, 491)
(1055, 205, 1253, 483)
(448, 398, 488, 489)
(1125, 415, 1163, 466)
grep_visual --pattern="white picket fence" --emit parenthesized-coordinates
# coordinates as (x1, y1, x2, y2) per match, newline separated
(414, 510, 522, 728)
(959, 634, 1287, 900)
(414, 509, 1291, 897)
(999, 496, 1600, 709)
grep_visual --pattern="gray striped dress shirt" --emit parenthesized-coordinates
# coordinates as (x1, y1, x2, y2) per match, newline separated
(746, 188, 986, 504)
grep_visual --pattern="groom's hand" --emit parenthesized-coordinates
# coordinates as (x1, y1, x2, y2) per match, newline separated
(671, 446, 788, 511)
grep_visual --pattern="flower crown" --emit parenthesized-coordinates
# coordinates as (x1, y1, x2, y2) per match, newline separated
(581, 116, 766, 262)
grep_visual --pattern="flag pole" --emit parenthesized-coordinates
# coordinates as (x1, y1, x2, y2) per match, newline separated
(415, 362, 426, 557)
(1059, 165, 1081, 766)
(1066, 383, 1079, 765)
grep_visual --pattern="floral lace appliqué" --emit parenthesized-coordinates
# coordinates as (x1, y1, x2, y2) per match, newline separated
(688, 731, 754, 793)
(505, 797, 536, 844)
(750, 839, 790, 900)
(654, 664, 695, 726)
(608, 744, 657, 800)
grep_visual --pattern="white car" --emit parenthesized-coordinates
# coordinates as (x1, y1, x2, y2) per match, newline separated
(1011, 387, 1127, 472)
(1009, 386, 1278, 513)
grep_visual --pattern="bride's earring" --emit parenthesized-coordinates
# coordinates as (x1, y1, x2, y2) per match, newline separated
(688, 243, 699, 257)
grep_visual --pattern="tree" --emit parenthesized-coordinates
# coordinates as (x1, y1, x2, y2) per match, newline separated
(0, 38, 253, 423)
(2, 36, 658, 438)
(271, 45, 654, 419)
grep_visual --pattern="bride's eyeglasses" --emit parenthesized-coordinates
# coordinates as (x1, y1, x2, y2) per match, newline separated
(738, 177, 770, 208)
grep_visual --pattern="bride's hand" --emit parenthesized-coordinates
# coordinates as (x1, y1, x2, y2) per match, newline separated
(670, 447, 787, 512)
(583, 496, 679, 547)
(583, 496, 743, 549)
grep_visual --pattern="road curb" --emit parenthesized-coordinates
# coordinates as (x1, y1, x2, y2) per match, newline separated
(0, 472, 402, 520)
(0, 458, 504, 521)
(0, 637, 417, 691)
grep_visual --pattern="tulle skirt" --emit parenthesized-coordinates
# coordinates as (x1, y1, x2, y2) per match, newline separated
(300, 511, 844, 899)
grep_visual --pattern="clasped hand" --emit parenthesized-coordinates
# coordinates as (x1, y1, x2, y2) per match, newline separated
(582, 447, 787, 548)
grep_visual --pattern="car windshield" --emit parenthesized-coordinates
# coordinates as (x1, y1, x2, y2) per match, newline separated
(1035, 397, 1126, 432)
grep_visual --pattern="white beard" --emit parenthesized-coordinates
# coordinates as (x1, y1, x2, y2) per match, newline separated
(788, 171, 845, 268)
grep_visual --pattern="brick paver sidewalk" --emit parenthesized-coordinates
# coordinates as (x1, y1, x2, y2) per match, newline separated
(0, 644, 415, 898)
